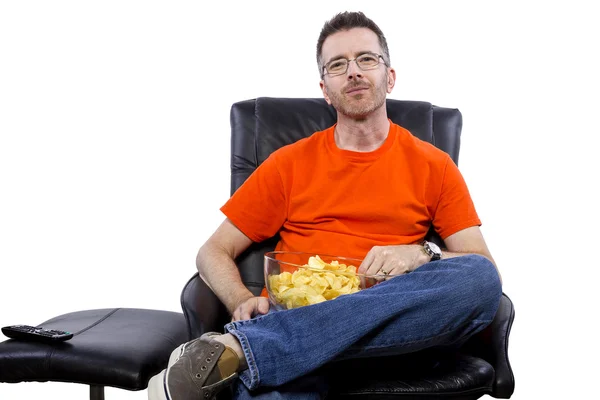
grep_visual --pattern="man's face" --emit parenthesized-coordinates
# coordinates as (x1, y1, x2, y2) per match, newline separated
(320, 28, 395, 119)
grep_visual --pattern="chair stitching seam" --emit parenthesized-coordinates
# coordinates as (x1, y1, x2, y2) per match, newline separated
(253, 99, 259, 167)
(71, 308, 121, 336)
(430, 104, 436, 147)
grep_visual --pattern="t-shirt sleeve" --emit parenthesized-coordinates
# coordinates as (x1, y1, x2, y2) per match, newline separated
(433, 156, 481, 240)
(220, 153, 287, 242)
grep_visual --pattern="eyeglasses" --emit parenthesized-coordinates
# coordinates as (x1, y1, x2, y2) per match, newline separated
(322, 52, 387, 77)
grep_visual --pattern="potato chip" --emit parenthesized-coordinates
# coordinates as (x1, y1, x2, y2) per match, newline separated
(268, 255, 361, 309)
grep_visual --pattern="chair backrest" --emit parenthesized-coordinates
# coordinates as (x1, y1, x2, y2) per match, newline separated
(229, 97, 462, 296)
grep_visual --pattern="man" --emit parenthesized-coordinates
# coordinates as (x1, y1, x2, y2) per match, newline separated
(149, 11, 502, 400)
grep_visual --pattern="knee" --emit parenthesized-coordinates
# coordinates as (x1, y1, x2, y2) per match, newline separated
(452, 254, 502, 317)
(458, 254, 499, 283)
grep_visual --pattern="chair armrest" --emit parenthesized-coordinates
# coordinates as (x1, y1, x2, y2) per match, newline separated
(461, 292, 515, 398)
(180, 273, 229, 339)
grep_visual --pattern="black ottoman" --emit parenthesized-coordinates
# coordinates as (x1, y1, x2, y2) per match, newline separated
(0, 308, 189, 399)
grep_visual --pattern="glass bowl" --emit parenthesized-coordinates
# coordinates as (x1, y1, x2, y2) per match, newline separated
(264, 251, 396, 310)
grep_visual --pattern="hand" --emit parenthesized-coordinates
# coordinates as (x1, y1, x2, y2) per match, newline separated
(358, 245, 427, 277)
(231, 296, 270, 322)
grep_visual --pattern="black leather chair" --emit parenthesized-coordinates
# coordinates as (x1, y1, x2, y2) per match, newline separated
(180, 97, 515, 399)
(0, 97, 515, 400)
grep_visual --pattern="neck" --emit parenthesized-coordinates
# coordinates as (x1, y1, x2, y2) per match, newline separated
(334, 106, 390, 152)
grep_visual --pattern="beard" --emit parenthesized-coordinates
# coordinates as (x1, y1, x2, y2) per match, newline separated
(326, 73, 388, 119)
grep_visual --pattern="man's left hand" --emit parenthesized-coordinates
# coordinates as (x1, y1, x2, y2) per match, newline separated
(358, 245, 428, 277)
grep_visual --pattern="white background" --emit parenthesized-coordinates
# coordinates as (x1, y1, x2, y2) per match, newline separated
(1, 1, 598, 399)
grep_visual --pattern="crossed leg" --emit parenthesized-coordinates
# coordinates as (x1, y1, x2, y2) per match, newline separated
(148, 254, 501, 400)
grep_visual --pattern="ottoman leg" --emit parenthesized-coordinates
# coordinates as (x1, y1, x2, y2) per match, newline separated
(90, 385, 105, 400)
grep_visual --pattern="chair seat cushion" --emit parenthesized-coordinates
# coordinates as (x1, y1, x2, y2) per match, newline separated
(326, 352, 494, 399)
(0, 308, 189, 390)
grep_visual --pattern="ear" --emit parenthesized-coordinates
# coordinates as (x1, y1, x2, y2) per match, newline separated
(386, 68, 396, 94)
(320, 80, 332, 105)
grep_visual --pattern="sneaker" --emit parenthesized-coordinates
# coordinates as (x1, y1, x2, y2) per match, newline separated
(148, 332, 239, 400)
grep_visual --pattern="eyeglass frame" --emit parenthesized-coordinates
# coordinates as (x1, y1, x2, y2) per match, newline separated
(321, 52, 389, 78)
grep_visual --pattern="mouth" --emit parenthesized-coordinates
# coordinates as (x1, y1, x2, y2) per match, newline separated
(346, 87, 369, 95)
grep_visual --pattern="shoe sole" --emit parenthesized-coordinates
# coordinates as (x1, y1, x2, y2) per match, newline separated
(164, 342, 187, 399)
(147, 343, 186, 400)
(147, 369, 167, 400)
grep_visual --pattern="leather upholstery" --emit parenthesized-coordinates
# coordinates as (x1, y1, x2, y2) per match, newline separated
(460, 295, 516, 398)
(0, 308, 189, 390)
(180, 97, 515, 399)
(326, 353, 494, 399)
(181, 272, 230, 339)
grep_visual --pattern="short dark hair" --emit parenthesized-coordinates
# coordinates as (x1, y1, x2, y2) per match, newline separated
(316, 11, 390, 77)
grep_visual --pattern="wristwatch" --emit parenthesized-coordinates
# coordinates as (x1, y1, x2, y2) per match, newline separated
(423, 241, 442, 261)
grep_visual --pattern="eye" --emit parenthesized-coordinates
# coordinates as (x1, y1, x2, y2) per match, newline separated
(358, 55, 378, 65)
(327, 60, 347, 72)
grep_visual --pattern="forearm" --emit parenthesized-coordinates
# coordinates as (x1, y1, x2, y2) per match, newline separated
(196, 243, 254, 314)
(440, 250, 491, 262)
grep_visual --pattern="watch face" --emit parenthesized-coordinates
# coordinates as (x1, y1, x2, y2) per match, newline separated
(428, 242, 441, 254)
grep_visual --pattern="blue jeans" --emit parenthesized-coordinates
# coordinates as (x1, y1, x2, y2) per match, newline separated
(225, 254, 502, 400)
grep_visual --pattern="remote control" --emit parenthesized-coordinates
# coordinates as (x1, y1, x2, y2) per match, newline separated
(2, 325, 73, 342)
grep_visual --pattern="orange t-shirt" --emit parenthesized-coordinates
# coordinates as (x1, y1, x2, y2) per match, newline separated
(221, 121, 480, 261)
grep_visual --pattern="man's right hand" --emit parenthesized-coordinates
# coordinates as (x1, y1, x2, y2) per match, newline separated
(231, 296, 270, 321)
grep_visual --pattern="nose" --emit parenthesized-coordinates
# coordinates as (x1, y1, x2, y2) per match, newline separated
(346, 59, 363, 80)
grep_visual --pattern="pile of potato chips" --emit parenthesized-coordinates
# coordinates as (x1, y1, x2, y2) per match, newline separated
(267, 255, 361, 309)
